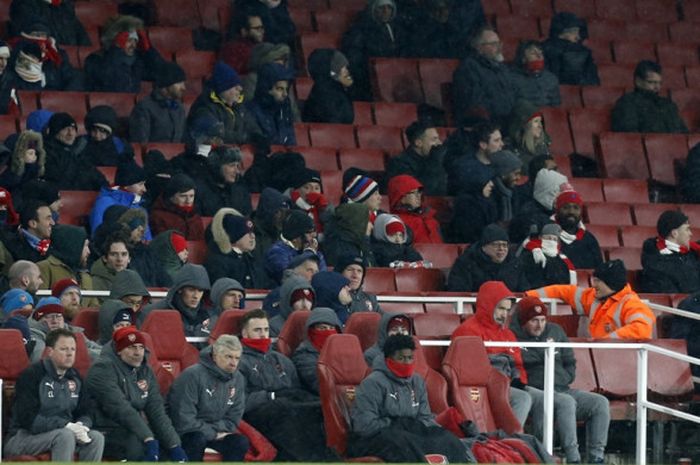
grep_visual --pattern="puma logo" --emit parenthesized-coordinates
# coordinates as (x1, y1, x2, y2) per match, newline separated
(389, 392, 398, 400)
(205, 388, 214, 397)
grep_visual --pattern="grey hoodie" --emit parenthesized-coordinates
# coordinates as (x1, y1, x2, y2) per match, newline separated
(167, 345, 246, 440)
(269, 275, 314, 337)
(210, 278, 246, 314)
(363, 312, 413, 366)
(351, 355, 435, 437)
(109, 269, 150, 300)
(98, 299, 134, 345)
(291, 307, 341, 394)
(29, 318, 102, 362)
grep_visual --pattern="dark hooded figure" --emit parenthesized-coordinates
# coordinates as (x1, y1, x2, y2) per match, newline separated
(268, 275, 314, 337)
(449, 174, 497, 244)
(311, 271, 353, 326)
(542, 12, 600, 86)
(509, 41, 561, 108)
(251, 187, 290, 263)
(364, 312, 413, 366)
(194, 145, 253, 217)
(247, 62, 296, 146)
(302, 49, 354, 124)
(80, 105, 135, 166)
(9, 0, 91, 46)
(334, 254, 382, 314)
(292, 307, 341, 394)
(0, 130, 45, 193)
(323, 203, 375, 267)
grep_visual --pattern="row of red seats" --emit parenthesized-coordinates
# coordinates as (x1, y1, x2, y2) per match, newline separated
(486, 0, 679, 22)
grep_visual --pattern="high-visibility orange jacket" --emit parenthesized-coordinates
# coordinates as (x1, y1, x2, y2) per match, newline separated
(526, 284, 656, 340)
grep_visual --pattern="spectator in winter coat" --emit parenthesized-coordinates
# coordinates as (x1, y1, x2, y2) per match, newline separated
(241, 42, 293, 109)
(42, 113, 108, 191)
(552, 190, 603, 269)
(187, 61, 262, 145)
(639, 210, 700, 294)
(510, 296, 610, 464)
(210, 278, 246, 314)
(404, 0, 462, 59)
(542, 12, 600, 86)
(51, 278, 82, 322)
(364, 312, 413, 366)
(204, 208, 269, 289)
(673, 294, 700, 379)
(517, 223, 576, 289)
(268, 275, 314, 337)
(341, 174, 382, 223)
(149, 174, 205, 240)
(348, 334, 468, 463)
(509, 41, 561, 108)
(10, 0, 91, 46)
(302, 49, 354, 124)
(140, 230, 188, 287)
(86, 326, 187, 461)
(486, 150, 524, 227)
(3, 200, 53, 263)
(168, 335, 249, 462)
(80, 105, 135, 167)
(449, 120, 503, 196)
(323, 203, 375, 267)
(84, 15, 165, 93)
(194, 145, 253, 217)
(451, 281, 533, 426)
(506, 100, 551, 170)
(388, 175, 443, 243)
(447, 224, 530, 292)
(98, 269, 150, 344)
(0, 130, 45, 194)
(220, 13, 265, 75)
(89, 230, 131, 295)
(449, 175, 497, 245)
(292, 307, 341, 394)
(682, 142, 700, 203)
(235, 0, 296, 47)
(336, 254, 382, 314)
(251, 187, 290, 263)
(287, 167, 331, 235)
(128, 61, 187, 143)
(172, 114, 225, 183)
(611, 60, 687, 134)
(262, 251, 320, 319)
(247, 62, 296, 145)
(387, 120, 446, 196)
(371, 214, 422, 267)
(311, 271, 354, 325)
(4, 328, 105, 461)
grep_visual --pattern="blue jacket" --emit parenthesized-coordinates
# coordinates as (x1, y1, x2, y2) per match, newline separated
(246, 63, 296, 146)
(89, 187, 152, 240)
(265, 240, 327, 284)
(311, 271, 351, 325)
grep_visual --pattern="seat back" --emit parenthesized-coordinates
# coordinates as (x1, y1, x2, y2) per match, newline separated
(567, 341, 598, 392)
(71, 307, 100, 342)
(648, 339, 694, 400)
(141, 332, 175, 396)
(363, 268, 397, 293)
(141, 310, 199, 378)
(276, 311, 310, 357)
(317, 334, 370, 456)
(0, 330, 30, 441)
(395, 268, 445, 291)
(186, 240, 208, 265)
(442, 336, 522, 434)
(547, 315, 580, 338)
(208, 309, 246, 344)
(413, 337, 449, 414)
(58, 191, 99, 227)
(412, 313, 461, 339)
(344, 312, 381, 352)
(590, 343, 637, 398)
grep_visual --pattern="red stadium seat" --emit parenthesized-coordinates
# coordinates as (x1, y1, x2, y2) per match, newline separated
(636, 0, 679, 22)
(553, 0, 596, 17)
(293, 123, 310, 146)
(40, 91, 88, 118)
(353, 102, 374, 125)
(0, 116, 18, 136)
(482, 0, 511, 16)
(373, 102, 418, 127)
(96, 166, 116, 185)
(153, 0, 200, 28)
(186, 240, 207, 265)
(298, 146, 339, 171)
(314, 9, 356, 34)
(585, 39, 613, 65)
(425, 303, 458, 314)
(58, 190, 99, 227)
(276, 310, 310, 357)
(338, 148, 385, 171)
(412, 313, 461, 339)
(418, 59, 459, 110)
(632, 203, 679, 227)
(208, 310, 246, 344)
(495, 15, 542, 40)
(660, 66, 687, 90)
(423, 195, 454, 226)
(344, 312, 381, 352)
(568, 108, 612, 159)
(442, 337, 523, 434)
(591, 343, 638, 399)
(0, 329, 31, 384)
(395, 268, 445, 292)
(363, 267, 397, 293)
(587, 18, 628, 42)
(299, 33, 342, 70)
(547, 314, 581, 338)
(88, 92, 137, 119)
(670, 88, 700, 112)
(596, 0, 637, 21)
(644, 134, 688, 186)
(569, 345, 598, 392)
(571, 178, 604, 202)
(370, 58, 423, 103)
(380, 301, 425, 314)
(356, 125, 404, 153)
(668, 22, 700, 44)
(148, 27, 194, 55)
(597, 63, 635, 88)
(62, 45, 81, 69)
(320, 170, 343, 205)
(295, 76, 313, 101)
(144, 142, 185, 160)
(326, 0, 364, 10)
(141, 310, 200, 378)
(586, 202, 633, 226)
(657, 43, 699, 67)
(620, 225, 657, 247)
(581, 86, 625, 109)
(510, 0, 552, 17)
(553, 154, 573, 178)
(585, 224, 621, 247)
(597, 132, 649, 180)
(648, 339, 694, 399)
(413, 243, 460, 269)
(75, 0, 119, 28)
(606, 247, 642, 270)
(174, 50, 216, 79)
(603, 179, 649, 203)
(197, 0, 230, 33)
(624, 22, 669, 44)
(612, 41, 657, 65)
(413, 336, 449, 414)
(16, 91, 40, 115)
(140, 332, 176, 396)
(289, 0, 328, 8)
(308, 123, 356, 148)
(559, 85, 582, 108)
(287, 7, 314, 34)
(541, 107, 573, 157)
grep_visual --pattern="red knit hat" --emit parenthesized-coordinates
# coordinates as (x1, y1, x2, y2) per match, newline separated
(290, 288, 314, 304)
(33, 304, 64, 321)
(170, 232, 187, 254)
(385, 219, 405, 236)
(113, 326, 146, 352)
(51, 278, 80, 298)
(555, 190, 583, 210)
(517, 297, 548, 325)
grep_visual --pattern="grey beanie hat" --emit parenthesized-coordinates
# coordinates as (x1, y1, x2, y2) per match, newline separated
(540, 223, 562, 237)
(491, 150, 522, 177)
(330, 51, 349, 77)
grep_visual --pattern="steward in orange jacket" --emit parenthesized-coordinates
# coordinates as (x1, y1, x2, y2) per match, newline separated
(526, 259, 655, 340)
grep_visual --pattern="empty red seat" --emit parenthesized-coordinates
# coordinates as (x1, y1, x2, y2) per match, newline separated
(356, 125, 404, 153)
(308, 123, 356, 148)
(75, 0, 119, 28)
(58, 190, 99, 226)
(587, 18, 628, 42)
(633, 203, 679, 227)
(16, 91, 40, 115)
(62, 45, 81, 69)
(540, 107, 573, 157)
(596, 0, 637, 21)
(0, 115, 18, 135)
(657, 43, 699, 67)
(338, 148, 385, 171)
(606, 247, 642, 270)
(287, 7, 314, 34)
(553, 154, 573, 178)
(363, 268, 397, 293)
(185, 240, 207, 265)
(495, 15, 541, 40)
(586, 39, 614, 65)
(314, 9, 356, 34)
(559, 85, 582, 108)
(643, 134, 688, 187)
(352, 102, 374, 125)
(197, 0, 230, 33)
(373, 102, 417, 127)
(597, 63, 635, 87)
(299, 33, 342, 70)
(148, 27, 194, 56)
(96, 166, 116, 185)
(153, 0, 200, 28)
(40, 91, 88, 118)
(381, 301, 425, 314)
(295, 76, 313, 101)
(636, 0, 679, 22)
(418, 59, 459, 110)
(586, 202, 633, 226)
(293, 123, 310, 147)
(585, 224, 621, 247)
(571, 178, 604, 203)
(412, 336, 449, 414)
(208, 309, 246, 344)
(602, 179, 649, 203)
(613, 41, 657, 65)
(670, 88, 700, 112)
(276, 310, 310, 357)
(581, 85, 625, 109)
(668, 22, 700, 43)
(0, 329, 31, 383)
(553, 0, 595, 16)
(174, 50, 216, 79)
(343, 312, 381, 352)
(144, 142, 185, 160)
(291, 0, 329, 9)
(88, 92, 137, 119)
(369, 58, 423, 103)
(620, 225, 657, 247)
(568, 108, 612, 158)
(648, 339, 694, 399)
(569, 345, 598, 392)
(625, 22, 669, 44)
(597, 132, 649, 180)
(509, 0, 551, 16)
(412, 313, 460, 338)
(320, 170, 343, 205)
(413, 243, 460, 269)
(660, 65, 687, 90)
(482, 0, 511, 16)
(296, 146, 338, 171)
(141, 310, 200, 378)
(395, 268, 445, 292)
(547, 314, 580, 338)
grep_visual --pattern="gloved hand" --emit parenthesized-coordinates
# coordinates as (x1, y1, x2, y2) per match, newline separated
(143, 439, 160, 462)
(65, 422, 92, 444)
(305, 192, 328, 209)
(510, 378, 527, 390)
(136, 29, 151, 51)
(169, 445, 188, 462)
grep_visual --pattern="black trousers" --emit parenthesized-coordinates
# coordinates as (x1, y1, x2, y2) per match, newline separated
(181, 431, 249, 462)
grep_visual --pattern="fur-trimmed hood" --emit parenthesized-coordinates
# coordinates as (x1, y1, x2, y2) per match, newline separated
(118, 206, 148, 229)
(10, 130, 45, 177)
(210, 207, 243, 255)
(100, 15, 143, 50)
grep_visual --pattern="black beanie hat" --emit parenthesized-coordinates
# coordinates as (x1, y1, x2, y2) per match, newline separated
(593, 259, 627, 293)
(292, 168, 322, 190)
(46, 112, 76, 138)
(223, 215, 254, 242)
(155, 61, 186, 89)
(115, 160, 147, 187)
(283, 210, 315, 240)
(481, 223, 509, 244)
(21, 179, 59, 205)
(164, 173, 196, 200)
(207, 146, 242, 169)
(86, 105, 118, 134)
(335, 254, 366, 274)
(112, 307, 134, 325)
(657, 210, 689, 238)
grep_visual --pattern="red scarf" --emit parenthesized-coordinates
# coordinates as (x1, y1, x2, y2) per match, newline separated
(241, 337, 271, 353)
(19, 35, 62, 66)
(308, 328, 337, 351)
(175, 204, 194, 214)
(37, 239, 51, 256)
(385, 358, 415, 378)
(655, 237, 700, 255)
(522, 237, 576, 284)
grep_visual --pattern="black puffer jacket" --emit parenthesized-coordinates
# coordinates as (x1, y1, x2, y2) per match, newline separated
(542, 12, 600, 86)
(302, 49, 354, 124)
(44, 137, 107, 191)
(447, 243, 530, 292)
(638, 237, 700, 294)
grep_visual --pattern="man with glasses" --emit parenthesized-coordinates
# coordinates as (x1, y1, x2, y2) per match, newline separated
(447, 223, 530, 292)
(221, 13, 265, 75)
(612, 60, 688, 133)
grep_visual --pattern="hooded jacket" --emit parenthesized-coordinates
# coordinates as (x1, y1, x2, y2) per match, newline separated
(168, 345, 246, 440)
(44, 136, 107, 191)
(129, 89, 186, 143)
(451, 281, 528, 384)
(145, 230, 185, 286)
(269, 275, 314, 337)
(323, 203, 375, 267)
(506, 100, 551, 169)
(450, 179, 498, 244)
(364, 312, 413, 366)
(542, 12, 600, 86)
(86, 342, 181, 448)
(98, 299, 134, 345)
(388, 175, 443, 244)
(447, 242, 530, 292)
(0, 130, 45, 192)
(96, 269, 150, 343)
(149, 194, 205, 241)
(90, 256, 119, 294)
(204, 208, 268, 289)
(351, 354, 435, 437)
(291, 307, 342, 394)
(302, 48, 354, 124)
(194, 152, 253, 218)
(509, 44, 561, 108)
(242, 42, 293, 104)
(90, 187, 152, 241)
(370, 214, 422, 266)
(312, 271, 352, 325)
(237, 343, 301, 413)
(386, 145, 448, 197)
(140, 263, 213, 338)
(510, 313, 575, 392)
(210, 277, 245, 314)
(251, 187, 289, 263)
(247, 62, 296, 146)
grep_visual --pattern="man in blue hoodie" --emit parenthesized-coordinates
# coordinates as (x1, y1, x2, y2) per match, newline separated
(311, 270, 353, 325)
(247, 62, 296, 146)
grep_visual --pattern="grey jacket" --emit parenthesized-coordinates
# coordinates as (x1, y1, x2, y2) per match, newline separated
(210, 278, 245, 314)
(86, 342, 180, 447)
(129, 90, 186, 143)
(349, 288, 381, 314)
(98, 299, 134, 345)
(509, 67, 561, 108)
(238, 345, 301, 412)
(167, 346, 246, 440)
(363, 312, 412, 366)
(269, 275, 314, 337)
(291, 307, 341, 394)
(350, 356, 436, 437)
(29, 319, 101, 362)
